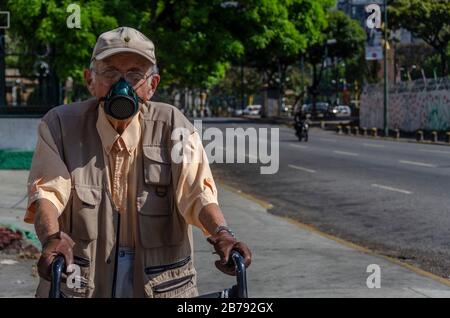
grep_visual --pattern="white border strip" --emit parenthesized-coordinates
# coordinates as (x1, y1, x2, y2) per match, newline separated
(371, 183, 412, 194)
(288, 164, 316, 174)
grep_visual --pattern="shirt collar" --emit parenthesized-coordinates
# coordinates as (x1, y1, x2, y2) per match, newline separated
(96, 103, 142, 155)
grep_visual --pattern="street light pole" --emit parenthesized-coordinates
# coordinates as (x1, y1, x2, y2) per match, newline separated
(383, 0, 389, 137)
(241, 61, 245, 109)
(0, 28, 6, 107)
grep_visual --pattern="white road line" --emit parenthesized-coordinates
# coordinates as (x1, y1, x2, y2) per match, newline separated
(363, 143, 385, 148)
(333, 150, 359, 156)
(371, 184, 412, 195)
(289, 143, 308, 149)
(419, 149, 450, 155)
(288, 164, 316, 174)
(399, 160, 437, 168)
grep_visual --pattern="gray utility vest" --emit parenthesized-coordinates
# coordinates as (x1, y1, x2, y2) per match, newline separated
(35, 98, 198, 298)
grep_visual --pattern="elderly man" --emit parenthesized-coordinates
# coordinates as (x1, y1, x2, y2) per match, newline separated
(24, 26, 251, 298)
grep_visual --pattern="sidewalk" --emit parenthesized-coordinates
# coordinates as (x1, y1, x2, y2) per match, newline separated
(2, 170, 450, 297)
(0, 170, 39, 298)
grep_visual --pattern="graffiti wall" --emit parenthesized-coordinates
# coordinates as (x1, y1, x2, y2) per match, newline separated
(360, 79, 450, 132)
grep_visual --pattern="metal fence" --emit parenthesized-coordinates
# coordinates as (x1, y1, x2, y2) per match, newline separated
(360, 78, 450, 132)
(363, 78, 450, 94)
(0, 72, 90, 117)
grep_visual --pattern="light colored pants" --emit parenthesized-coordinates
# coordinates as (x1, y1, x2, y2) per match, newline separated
(115, 247, 135, 298)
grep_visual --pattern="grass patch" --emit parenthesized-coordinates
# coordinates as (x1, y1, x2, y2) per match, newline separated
(0, 149, 33, 170)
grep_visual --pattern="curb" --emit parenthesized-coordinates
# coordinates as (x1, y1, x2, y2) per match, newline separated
(329, 129, 450, 148)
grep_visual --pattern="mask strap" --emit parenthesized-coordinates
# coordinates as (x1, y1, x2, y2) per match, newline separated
(133, 73, 155, 92)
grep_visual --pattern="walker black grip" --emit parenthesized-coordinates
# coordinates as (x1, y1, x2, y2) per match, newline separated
(229, 250, 248, 298)
(49, 255, 65, 298)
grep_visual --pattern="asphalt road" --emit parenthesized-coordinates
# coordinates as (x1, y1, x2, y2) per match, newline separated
(200, 117, 450, 278)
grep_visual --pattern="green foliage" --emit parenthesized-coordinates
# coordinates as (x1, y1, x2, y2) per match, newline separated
(307, 10, 366, 65)
(7, 0, 118, 82)
(6, 0, 344, 93)
(245, 0, 335, 84)
(389, 0, 450, 75)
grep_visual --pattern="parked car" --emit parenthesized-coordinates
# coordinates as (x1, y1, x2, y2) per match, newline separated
(331, 105, 351, 117)
(232, 108, 243, 117)
(243, 105, 262, 116)
(301, 102, 332, 118)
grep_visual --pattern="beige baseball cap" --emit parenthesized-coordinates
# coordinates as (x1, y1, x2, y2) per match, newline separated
(91, 26, 156, 64)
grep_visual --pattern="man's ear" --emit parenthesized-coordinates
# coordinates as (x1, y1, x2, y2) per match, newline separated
(144, 74, 160, 101)
(84, 69, 95, 96)
(150, 74, 160, 91)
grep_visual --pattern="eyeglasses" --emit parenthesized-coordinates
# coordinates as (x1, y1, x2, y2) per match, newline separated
(93, 68, 154, 87)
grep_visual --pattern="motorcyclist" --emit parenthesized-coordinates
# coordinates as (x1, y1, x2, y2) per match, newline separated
(293, 106, 310, 137)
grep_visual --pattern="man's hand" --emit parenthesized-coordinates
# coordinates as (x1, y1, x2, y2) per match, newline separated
(37, 231, 75, 281)
(207, 230, 252, 276)
(33, 199, 74, 281)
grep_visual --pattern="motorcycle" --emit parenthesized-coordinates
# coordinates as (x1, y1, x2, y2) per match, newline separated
(295, 120, 309, 142)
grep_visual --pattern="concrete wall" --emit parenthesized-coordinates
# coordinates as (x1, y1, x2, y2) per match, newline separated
(360, 80, 450, 132)
(0, 118, 41, 150)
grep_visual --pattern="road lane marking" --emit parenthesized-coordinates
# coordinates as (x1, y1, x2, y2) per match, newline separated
(419, 149, 450, 155)
(289, 143, 308, 149)
(333, 150, 359, 156)
(399, 160, 437, 168)
(288, 164, 316, 174)
(363, 143, 385, 148)
(371, 184, 412, 195)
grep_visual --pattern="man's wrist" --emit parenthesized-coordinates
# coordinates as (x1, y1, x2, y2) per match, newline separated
(213, 225, 236, 238)
(42, 231, 62, 249)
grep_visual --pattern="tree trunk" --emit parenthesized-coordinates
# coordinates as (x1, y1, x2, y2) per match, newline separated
(311, 63, 318, 118)
(440, 50, 448, 77)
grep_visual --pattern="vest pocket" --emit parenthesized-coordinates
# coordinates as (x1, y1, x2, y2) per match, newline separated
(141, 145, 172, 216)
(71, 185, 101, 241)
(144, 258, 198, 298)
(142, 145, 171, 186)
(59, 265, 91, 298)
(138, 145, 184, 248)
(35, 257, 91, 298)
(137, 190, 185, 248)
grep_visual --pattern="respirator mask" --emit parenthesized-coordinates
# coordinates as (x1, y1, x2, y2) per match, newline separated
(102, 78, 140, 120)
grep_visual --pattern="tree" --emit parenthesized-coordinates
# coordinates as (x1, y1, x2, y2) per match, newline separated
(8, 0, 118, 82)
(6, 0, 361, 111)
(240, 0, 334, 115)
(7, 0, 118, 105)
(389, 0, 450, 76)
(142, 0, 246, 90)
(305, 10, 366, 115)
(139, 0, 336, 113)
(7, 0, 243, 99)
